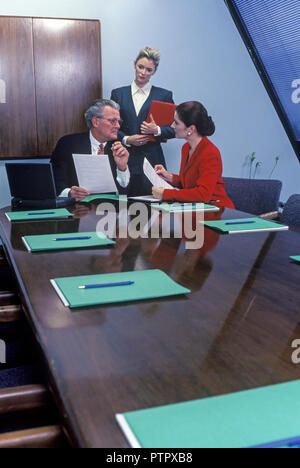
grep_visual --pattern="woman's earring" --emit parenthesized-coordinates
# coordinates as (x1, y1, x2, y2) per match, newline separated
(187, 131, 191, 136)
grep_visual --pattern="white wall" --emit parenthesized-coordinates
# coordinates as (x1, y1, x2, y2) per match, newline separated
(0, 0, 299, 208)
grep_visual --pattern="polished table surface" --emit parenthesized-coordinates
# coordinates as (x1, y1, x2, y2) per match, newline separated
(0, 202, 300, 447)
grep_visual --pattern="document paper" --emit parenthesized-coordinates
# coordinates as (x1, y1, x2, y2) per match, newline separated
(143, 158, 174, 190)
(72, 154, 117, 194)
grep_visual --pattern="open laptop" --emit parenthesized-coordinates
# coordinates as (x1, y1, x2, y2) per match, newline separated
(5, 162, 75, 209)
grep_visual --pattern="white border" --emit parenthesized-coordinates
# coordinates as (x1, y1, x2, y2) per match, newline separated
(22, 237, 32, 252)
(50, 279, 69, 307)
(115, 413, 141, 448)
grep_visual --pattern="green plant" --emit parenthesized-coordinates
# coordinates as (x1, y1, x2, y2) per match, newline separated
(253, 161, 262, 179)
(245, 152, 279, 179)
(269, 156, 280, 179)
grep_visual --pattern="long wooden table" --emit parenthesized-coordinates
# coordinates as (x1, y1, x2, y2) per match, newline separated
(0, 202, 300, 447)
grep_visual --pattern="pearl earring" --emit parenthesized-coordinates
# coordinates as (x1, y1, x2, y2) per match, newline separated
(187, 131, 191, 136)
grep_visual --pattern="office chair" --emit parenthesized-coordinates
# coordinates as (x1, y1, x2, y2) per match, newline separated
(280, 194, 300, 229)
(0, 248, 64, 448)
(0, 383, 67, 448)
(223, 177, 282, 218)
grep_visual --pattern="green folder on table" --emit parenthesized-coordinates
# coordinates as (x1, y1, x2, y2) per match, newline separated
(203, 217, 288, 234)
(80, 194, 120, 203)
(151, 203, 219, 213)
(51, 269, 190, 308)
(22, 231, 115, 252)
(5, 208, 73, 222)
(290, 256, 300, 263)
(116, 379, 300, 448)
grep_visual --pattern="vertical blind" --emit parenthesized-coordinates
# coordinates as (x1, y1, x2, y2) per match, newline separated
(231, 0, 300, 141)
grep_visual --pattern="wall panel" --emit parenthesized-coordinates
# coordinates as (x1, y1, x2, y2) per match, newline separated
(33, 18, 102, 155)
(0, 17, 37, 157)
(0, 16, 102, 158)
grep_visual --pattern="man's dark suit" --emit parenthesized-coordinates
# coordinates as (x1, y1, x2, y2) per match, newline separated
(111, 85, 175, 195)
(51, 132, 129, 196)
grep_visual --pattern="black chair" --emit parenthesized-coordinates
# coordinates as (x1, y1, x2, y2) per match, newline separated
(281, 194, 300, 228)
(223, 177, 282, 218)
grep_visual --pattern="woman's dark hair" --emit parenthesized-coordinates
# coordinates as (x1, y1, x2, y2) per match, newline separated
(176, 101, 215, 137)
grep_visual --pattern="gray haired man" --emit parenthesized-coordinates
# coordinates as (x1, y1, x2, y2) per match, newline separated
(51, 99, 130, 201)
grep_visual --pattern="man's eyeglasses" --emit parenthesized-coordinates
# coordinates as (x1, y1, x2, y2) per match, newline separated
(100, 117, 123, 126)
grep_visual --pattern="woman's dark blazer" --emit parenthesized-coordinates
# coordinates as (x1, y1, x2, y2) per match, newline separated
(111, 85, 175, 175)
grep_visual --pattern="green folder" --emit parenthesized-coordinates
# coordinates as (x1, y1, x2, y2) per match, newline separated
(151, 203, 219, 213)
(51, 269, 190, 308)
(116, 380, 300, 448)
(22, 231, 115, 252)
(290, 256, 300, 263)
(80, 194, 120, 203)
(5, 208, 73, 222)
(203, 217, 288, 234)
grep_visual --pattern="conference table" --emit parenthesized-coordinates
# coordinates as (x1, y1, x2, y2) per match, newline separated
(0, 200, 300, 448)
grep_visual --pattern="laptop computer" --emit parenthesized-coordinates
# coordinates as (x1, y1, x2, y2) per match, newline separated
(5, 162, 75, 209)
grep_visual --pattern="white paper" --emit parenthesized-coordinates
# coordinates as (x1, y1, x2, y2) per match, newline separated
(72, 154, 117, 194)
(143, 158, 174, 190)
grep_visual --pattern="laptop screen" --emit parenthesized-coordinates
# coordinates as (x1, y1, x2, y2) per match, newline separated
(5, 163, 57, 200)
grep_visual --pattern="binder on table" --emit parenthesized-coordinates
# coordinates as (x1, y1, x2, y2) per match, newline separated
(116, 379, 300, 448)
(290, 256, 300, 263)
(5, 208, 73, 222)
(146, 100, 177, 142)
(129, 195, 160, 203)
(80, 194, 120, 203)
(151, 203, 219, 213)
(22, 231, 115, 252)
(51, 269, 190, 308)
(203, 217, 289, 234)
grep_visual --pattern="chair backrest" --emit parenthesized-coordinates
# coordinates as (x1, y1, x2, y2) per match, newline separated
(281, 194, 300, 228)
(223, 177, 282, 215)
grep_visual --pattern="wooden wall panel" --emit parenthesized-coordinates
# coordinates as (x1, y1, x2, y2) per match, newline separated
(33, 18, 102, 156)
(0, 17, 37, 157)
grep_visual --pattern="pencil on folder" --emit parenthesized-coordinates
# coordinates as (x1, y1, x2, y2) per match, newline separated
(225, 221, 256, 225)
(28, 212, 55, 215)
(78, 281, 135, 289)
(251, 435, 300, 448)
(52, 236, 92, 241)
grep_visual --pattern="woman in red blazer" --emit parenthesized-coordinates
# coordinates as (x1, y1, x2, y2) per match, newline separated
(152, 101, 234, 209)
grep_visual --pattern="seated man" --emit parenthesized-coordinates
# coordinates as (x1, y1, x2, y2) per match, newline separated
(51, 99, 131, 201)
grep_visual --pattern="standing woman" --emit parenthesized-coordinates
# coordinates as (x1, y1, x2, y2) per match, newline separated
(111, 46, 175, 195)
(152, 101, 235, 209)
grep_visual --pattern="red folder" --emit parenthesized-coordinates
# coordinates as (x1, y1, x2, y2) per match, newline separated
(146, 100, 177, 142)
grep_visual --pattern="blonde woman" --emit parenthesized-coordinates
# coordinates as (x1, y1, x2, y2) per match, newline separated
(111, 46, 175, 195)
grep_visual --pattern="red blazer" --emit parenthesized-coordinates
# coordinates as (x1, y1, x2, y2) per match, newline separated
(163, 137, 235, 209)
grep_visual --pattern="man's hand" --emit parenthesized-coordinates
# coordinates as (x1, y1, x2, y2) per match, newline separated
(152, 186, 165, 200)
(112, 142, 129, 171)
(70, 186, 90, 201)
